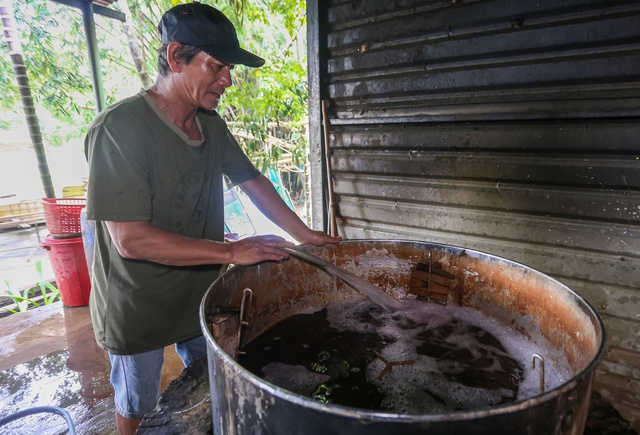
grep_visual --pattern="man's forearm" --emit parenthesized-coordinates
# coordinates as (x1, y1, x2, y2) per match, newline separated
(105, 220, 232, 266)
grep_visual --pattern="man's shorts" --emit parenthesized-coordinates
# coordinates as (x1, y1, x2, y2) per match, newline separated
(109, 335, 207, 419)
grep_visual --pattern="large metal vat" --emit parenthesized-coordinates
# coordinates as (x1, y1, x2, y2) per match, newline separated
(200, 240, 605, 434)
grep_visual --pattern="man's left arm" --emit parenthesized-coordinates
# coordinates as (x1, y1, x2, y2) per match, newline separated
(238, 174, 341, 246)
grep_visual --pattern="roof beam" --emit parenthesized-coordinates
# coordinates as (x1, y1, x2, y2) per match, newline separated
(51, 0, 125, 22)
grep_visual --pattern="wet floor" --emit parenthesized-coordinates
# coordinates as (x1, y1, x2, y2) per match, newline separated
(0, 227, 185, 434)
(0, 303, 185, 434)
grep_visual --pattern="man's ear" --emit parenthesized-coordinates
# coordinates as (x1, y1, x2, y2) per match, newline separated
(166, 41, 183, 72)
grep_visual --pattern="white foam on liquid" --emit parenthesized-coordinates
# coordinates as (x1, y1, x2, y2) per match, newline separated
(325, 297, 570, 412)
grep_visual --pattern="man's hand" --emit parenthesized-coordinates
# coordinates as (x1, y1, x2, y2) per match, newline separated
(296, 229, 342, 247)
(227, 235, 295, 265)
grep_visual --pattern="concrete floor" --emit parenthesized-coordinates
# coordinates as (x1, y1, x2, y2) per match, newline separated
(0, 303, 185, 434)
(0, 227, 185, 434)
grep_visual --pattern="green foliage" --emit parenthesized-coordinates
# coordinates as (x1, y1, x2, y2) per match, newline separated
(1, 283, 34, 313)
(0, 260, 60, 314)
(36, 259, 60, 305)
(2, 0, 142, 146)
(216, 0, 309, 168)
(0, 41, 16, 116)
(2, 0, 309, 168)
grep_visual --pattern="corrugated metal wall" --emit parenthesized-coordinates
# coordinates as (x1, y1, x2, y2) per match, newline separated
(308, 0, 640, 429)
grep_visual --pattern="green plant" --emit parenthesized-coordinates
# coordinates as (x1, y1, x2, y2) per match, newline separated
(1, 282, 33, 313)
(36, 260, 60, 305)
(0, 260, 60, 314)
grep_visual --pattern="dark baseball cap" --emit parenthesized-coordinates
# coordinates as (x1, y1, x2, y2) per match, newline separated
(158, 2, 265, 67)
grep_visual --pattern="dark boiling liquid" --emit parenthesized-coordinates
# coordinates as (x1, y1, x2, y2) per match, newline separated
(238, 299, 530, 413)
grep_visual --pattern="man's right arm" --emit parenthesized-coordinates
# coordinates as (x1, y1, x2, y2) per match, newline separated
(106, 220, 293, 266)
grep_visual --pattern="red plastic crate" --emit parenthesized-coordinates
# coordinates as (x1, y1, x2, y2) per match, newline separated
(42, 197, 86, 236)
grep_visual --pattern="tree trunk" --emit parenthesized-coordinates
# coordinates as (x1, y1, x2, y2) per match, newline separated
(1, 0, 55, 198)
(120, 0, 152, 88)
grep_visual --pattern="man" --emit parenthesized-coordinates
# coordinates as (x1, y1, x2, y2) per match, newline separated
(84, 3, 340, 434)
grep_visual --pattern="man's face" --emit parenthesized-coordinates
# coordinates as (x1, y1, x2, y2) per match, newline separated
(181, 51, 234, 110)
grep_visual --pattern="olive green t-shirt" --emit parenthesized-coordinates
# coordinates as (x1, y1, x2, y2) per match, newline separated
(84, 90, 259, 355)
